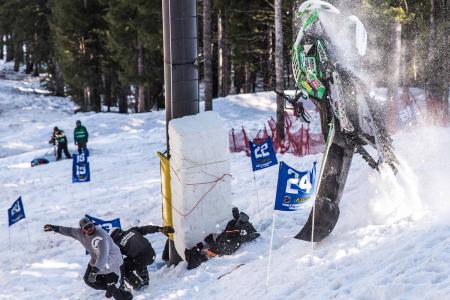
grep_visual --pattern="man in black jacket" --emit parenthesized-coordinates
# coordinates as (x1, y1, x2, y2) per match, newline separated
(110, 225, 174, 290)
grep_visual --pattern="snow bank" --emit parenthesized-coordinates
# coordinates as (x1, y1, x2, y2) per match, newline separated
(169, 111, 232, 259)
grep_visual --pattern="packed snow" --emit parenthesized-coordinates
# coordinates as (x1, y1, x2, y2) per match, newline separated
(1, 68, 449, 299)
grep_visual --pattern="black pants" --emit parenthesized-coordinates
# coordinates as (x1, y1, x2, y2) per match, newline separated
(77, 141, 87, 154)
(56, 143, 71, 160)
(83, 265, 132, 300)
(83, 265, 119, 291)
(121, 251, 155, 288)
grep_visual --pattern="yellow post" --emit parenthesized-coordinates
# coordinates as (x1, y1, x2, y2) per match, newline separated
(157, 151, 174, 241)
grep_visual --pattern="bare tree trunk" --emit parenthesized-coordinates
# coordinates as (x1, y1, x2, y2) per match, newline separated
(262, 25, 273, 89)
(412, 37, 418, 86)
(104, 74, 112, 112)
(234, 64, 244, 94)
(84, 86, 90, 112)
(275, 0, 285, 140)
(89, 58, 101, 112)
(32, 32, 39, 76)
(218, 10, 231, 97)
(6, 35, 14, 62)
(25, 49, 33, 74)
(0, 36, 3, 60)
(13, 41, 22, 72)
(33, 62, 39, 77)
(90, 83, 101, 112)
(401, 37, 410, 118)
(244, 62, 251, 93)
(442, 0, 449, 122)
(223, 28, 231, 96)
(387, 21, 402, 129)
(54, 60, 65, 96)
(144, 86, 154, 111)
(118, 86, 128, 114)
(203, 0, 213, 111)
(137, 40, 145, 113)
(428, 0, 448, 122)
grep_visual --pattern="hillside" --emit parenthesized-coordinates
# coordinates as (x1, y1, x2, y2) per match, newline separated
(1, 74, 449, 300)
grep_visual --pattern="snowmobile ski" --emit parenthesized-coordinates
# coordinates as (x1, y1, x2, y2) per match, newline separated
(295, 120, 354, 242)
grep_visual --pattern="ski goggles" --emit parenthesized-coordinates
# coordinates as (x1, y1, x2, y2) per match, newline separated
(82, 223, 94, 231)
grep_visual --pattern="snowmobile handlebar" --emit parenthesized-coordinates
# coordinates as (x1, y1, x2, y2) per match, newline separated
(273, 89, 311, 123)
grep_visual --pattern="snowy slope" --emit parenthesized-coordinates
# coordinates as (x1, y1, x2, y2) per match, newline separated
(0, 71, 449, 300)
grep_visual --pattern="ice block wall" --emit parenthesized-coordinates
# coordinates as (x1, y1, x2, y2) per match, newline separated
(169, 111, 232, 260)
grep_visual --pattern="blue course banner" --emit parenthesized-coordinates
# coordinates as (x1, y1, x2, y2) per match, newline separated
(85, 214, 121, 233)
(274, 161, 316, 211)
(72, 150, 90, 183)
(8, 197, 26, 226)
(249, 138, 278, 171)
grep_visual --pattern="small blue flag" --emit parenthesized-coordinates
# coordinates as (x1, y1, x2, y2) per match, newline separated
(249, 138, 278, 171)
(8, 197, 26, 226)
(85, 214, 121, 233)
(274, 162, 317, 211)
(72, 150, 91, 183)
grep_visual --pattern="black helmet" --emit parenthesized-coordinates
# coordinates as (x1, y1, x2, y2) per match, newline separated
(79, 217, 94, 230)
(53, 126, 59, 131)
(76, 120, 81, 126)
(110, 227, 123, 240)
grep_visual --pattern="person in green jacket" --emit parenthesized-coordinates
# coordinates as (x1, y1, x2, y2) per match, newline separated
(74, 120, 89, 154)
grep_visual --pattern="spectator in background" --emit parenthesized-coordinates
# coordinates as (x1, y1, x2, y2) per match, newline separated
(74, 120, 89, 154)
(49, 127, 71, 160)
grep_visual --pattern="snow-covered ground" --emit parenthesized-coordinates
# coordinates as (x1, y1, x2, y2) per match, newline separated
(1, 68, 449, 299)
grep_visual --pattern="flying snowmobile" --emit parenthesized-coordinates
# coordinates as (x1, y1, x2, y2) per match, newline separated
(284, 0, 398, 242)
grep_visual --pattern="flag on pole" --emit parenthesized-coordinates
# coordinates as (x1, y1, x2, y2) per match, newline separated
(85, 214, 121, 233)
(8, 197, 26, 226)
(72, 150, 91, 183)
(249, 138, 278, 171)
(274, 162, 316, 211)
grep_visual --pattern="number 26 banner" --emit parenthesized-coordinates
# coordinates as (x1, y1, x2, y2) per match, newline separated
(274, 161, 316, 211)
(249, 138, 278, 171)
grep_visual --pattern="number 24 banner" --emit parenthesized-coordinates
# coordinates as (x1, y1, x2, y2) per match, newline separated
(274, 161, 317, 211)
(249, 138, 278, 171)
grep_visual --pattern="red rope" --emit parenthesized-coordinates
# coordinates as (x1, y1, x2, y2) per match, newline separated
(167, 168, 232, 217)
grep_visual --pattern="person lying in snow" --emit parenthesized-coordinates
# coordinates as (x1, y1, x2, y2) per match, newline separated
(184, 207, 260, 269)
(44, 218, 133, 300)
(110, 225, 174, 290)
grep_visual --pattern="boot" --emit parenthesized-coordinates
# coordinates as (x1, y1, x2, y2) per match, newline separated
(125, 272, 142, 290)
(106, 284, 133, 300)
(121, 265, 141, 290)
(136, 267, 149, 290)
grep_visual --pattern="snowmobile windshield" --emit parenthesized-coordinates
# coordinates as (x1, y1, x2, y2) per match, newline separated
(294, 0, 367, 57)
(294, 0, 340, 45)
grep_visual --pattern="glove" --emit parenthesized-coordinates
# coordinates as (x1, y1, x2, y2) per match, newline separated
(43, 224, 60, 232)
(159, 226, 175, 235)
(88, 266, 100, 283)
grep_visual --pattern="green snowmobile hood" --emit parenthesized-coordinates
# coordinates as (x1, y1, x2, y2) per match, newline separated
(302, 10, 319, 30)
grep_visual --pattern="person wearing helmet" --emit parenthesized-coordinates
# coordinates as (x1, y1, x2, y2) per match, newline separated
(48, 126, 59, 146)
(44, 218, 132, 300)
(54, 129, 72, 160)
(110, 225, 174, 290)
(74, 120, 89, 154)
